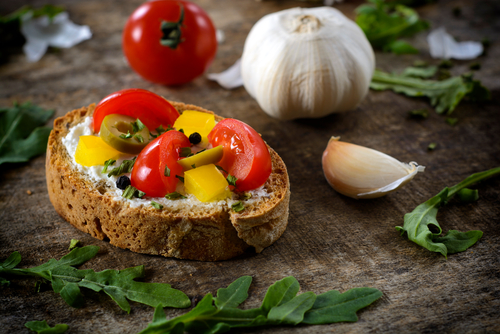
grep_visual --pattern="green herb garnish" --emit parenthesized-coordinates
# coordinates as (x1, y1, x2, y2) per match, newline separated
(119, 131, 133, 139)
(191, 164, 196, 169)
(396, 167, 500, 257)
(175, 175, 184, 183)
(227, 174, 238, 187)
(138, 276, 382, 333)
(427, 142, 437, 151)
(355, 0, 429, 54)
(131, 118, 145, 133)
(102, 159, 116, 173)
(25, 320, 68, 334)
(122, 185, 138, 199)
(165, 192, 187, 200)
(136, 190, 146, 199)
(370, 69, 490, 115)
(0, 246, 190, 312)
(179, 147, 191, 157)
(0, 102, 54, 165)
(164, 165, 171, 177)
(134, 134, 144, 143)
(107, 157, 136, 177)
(151, 201, 163, 210)
(231, 201, 245, 212)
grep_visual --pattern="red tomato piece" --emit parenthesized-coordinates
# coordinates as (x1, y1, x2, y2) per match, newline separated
(93, 89, 179, 133)
(208, 119, 272, 191)
(158, 130, 191, 194)
(122, 0, 217, 85)
(131, 130, 190, 197)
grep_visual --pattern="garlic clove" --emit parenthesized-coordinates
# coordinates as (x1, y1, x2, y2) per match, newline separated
(322, 137, 425, 199)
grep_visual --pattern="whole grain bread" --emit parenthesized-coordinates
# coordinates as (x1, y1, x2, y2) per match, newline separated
(46, 102, 290, 261)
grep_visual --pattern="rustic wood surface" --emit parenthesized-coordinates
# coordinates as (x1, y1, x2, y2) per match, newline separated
(1, 0, 500, 333)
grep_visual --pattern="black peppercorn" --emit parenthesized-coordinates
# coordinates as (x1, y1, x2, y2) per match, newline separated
(116, 175, 131, 190)
(189, 132, 202, 145)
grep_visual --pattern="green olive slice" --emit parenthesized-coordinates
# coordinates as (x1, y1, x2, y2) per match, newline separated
(99, 114, 150, 154)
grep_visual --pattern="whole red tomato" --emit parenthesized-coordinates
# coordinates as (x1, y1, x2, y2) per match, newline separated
(208, 119, 272, 191)
(93, 89, 179, 133)
(123, 0, 217, 85)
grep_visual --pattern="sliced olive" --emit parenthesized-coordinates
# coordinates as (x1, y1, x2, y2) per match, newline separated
(99, 114, 150, 154)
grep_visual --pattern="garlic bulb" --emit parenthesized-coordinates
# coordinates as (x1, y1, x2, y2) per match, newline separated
(322, 137, 425, 199)
(241, 7, 375, 120)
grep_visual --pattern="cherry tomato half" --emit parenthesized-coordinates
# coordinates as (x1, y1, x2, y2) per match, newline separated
(131, 130, 190, 197)
(208, 119, 272, 191)
(122, 0, 217, 85)
(93, 89, 179, 133)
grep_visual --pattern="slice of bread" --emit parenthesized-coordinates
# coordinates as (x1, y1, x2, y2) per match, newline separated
(46, 102, 290, 261)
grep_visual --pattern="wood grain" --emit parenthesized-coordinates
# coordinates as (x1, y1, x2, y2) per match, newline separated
(1, 0, 499, 333)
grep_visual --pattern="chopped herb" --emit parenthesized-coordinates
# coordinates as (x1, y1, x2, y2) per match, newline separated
(134, 134, 144, 143)
(396, 167, 500, 257)
(427, 142, 437, 151)
(108, 157, 136, 177)
(409, 108, 429, 119)
(122, 185, 138, 199)
(164, 166, 170, 177)
(68, 239, 80, 251)
(370, 69, 490, 115)
(191, 164, 196, 169)
(227, 174, 238, 187)
(119, 131, 133, 139)
(151, 201, 163, 210)
(232, 201, 245, 212)
(136, 190, 146, 198)
(0, 246, 190, 312)
(165, 192, 187, 200)
(139, 276, 382, 333)
(243, 192, 252, 200)
(131, 118, 145, 133)
(355, 0, 429, 54)
(446, 117, 458, 126)
(179, 128, 184, 134)
(102, 159, 116, 173)
(179, 147, 192, 157)
(176, 175, 184, 183)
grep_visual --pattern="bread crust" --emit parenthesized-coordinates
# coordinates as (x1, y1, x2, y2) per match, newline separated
(46, 102, 290, 261)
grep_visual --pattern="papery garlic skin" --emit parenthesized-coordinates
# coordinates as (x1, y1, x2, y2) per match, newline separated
(241, 7, 375, 120)
(322, 137, 425, 199)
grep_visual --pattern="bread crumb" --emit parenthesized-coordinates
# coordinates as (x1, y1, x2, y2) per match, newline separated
(27, 190, 33, 195)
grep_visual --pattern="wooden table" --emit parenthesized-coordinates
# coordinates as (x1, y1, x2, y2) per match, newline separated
(1, 0, 499, 333)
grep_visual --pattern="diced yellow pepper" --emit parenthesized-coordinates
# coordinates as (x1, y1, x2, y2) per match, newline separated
(178, 146, 223, 171)
(173, 110, 215, 145)
(75, 136, 122, 167)
(184, 164, 231, 202)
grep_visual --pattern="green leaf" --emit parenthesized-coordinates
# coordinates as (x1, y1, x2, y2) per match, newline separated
(396, 167, 500, 257)
(0, 102, 54, 165)
(68, 239, 81, 251)
(302, 288, 383, 324)
(402, 66, 438, 78)
(25, 320, 69, 334)
(370, 69, 490, 115)
(457, 188, 479, 203)
(268, 291, 316, 325)
(0, 251, 22, 269)
(214, 276, 252, 310)
(260, 276, 300, 313)
(355, 1, 429, 54)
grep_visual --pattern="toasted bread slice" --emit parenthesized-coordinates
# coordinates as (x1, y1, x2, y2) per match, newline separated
(46, 102, 290, 261)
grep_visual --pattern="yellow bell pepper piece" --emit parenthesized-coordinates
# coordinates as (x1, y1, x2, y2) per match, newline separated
(173, 110, 215, 145)
(184, 164, 231, 202)
(178, 146, 223, 171)
(75, 136, 122, 167)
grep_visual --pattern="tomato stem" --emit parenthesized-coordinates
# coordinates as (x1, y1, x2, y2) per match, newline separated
(160, 5, 184, 49)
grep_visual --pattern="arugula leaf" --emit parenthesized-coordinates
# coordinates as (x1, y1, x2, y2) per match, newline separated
(0, 245, 190, 312)
(371, 69, 490, 114)
(355, 0, 429, 54)
(25, 320, 68, 334)
(396, 167, 500, 257)
(140, 276, 383, 333)
(0, 102, 54, 165)
(303, 288, 383, 324)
